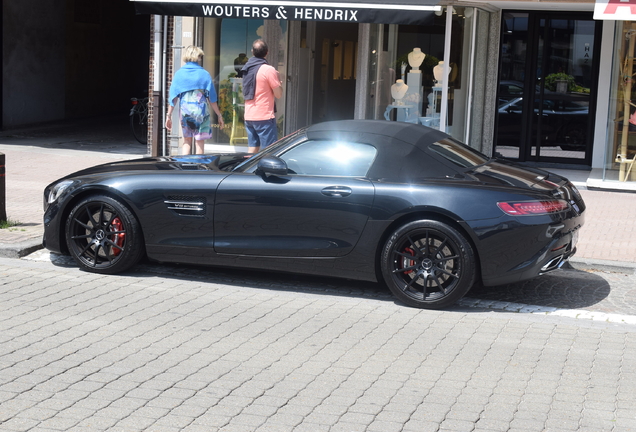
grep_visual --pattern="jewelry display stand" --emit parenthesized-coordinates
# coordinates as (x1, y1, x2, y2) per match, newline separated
(419, 87, 442, 129)
(384, 49, 430, 124)
(384, 104, 413, 122)
(384, 73, 421, 123)
(405, 72, 422, 122)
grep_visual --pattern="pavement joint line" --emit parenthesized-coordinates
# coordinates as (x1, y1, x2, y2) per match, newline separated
(458, 297, 636, 325)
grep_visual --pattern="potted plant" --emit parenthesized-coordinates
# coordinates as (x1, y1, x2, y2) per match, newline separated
(544, 72, 576, 93)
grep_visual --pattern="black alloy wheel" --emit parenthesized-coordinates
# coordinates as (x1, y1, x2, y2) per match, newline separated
(65, 195, 144, 274)
(381, 220, 476, 309)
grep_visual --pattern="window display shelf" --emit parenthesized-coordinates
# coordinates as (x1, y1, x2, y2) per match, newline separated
(384, 104, 417, 123)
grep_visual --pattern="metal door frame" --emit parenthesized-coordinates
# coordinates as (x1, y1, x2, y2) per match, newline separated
(496, 11, 602, 166)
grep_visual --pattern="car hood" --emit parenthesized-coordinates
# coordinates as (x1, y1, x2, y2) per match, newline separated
(61, 153, 251, 179)
(466, 159, 569, 191)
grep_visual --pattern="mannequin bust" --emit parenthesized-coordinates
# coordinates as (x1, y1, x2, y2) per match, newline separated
(433, 61, 452, 85)
(408, 48, 425, 72)
(391, 79, 408, 104)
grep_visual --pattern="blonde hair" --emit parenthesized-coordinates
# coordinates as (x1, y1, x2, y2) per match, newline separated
(183, 46, 204, 63)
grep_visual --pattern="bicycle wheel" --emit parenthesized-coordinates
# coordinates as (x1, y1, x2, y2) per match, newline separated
(130, 103, 148, 145)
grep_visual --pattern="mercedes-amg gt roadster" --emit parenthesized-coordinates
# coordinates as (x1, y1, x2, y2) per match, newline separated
(43, 120, 585, 309)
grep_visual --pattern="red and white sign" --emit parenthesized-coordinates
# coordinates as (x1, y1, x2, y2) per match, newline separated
(595, 0, 636, 20)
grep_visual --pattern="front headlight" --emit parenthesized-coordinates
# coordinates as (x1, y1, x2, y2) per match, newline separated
(44, 180, 74, 210)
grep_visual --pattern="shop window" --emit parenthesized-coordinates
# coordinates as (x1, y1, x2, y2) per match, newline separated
(365, 7, 484, 146)
(203, 18, 287, 146)
(607, 21, 636, 182)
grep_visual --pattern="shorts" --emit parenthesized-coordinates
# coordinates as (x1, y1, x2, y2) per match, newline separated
(245, 118, 278, 148)
(181, 115, 212, 140)
(180, 90, 213, 141)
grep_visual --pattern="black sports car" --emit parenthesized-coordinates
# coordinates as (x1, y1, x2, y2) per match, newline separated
(43, 120, 585, 309)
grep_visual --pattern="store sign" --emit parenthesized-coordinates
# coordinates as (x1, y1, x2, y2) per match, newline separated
(201, 5, 360, 21)
(594, 0, 636, 20)
(133, 0, 440, 25)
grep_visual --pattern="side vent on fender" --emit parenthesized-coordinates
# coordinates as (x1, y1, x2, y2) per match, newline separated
(164, 196, 206, 216)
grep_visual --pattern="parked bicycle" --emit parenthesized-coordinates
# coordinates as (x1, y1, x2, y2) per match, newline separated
(130, 97, 149, 144)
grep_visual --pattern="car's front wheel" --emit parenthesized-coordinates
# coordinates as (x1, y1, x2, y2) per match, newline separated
(65, 195, 144, 274)
(381, 220, 476, 309)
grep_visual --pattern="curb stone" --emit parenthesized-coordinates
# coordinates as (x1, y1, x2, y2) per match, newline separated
(564, 257, 636, 275)
(0, 238, 44, 259)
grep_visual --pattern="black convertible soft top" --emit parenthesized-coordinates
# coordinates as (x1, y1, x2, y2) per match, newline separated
(305, 120, 455, 182)
(306, 120, 449, 149)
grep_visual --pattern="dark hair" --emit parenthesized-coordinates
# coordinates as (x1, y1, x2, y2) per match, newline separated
(252, 39, 269, 58)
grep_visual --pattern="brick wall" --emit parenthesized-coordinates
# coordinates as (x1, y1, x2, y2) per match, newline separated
(148, 16, 175, 156)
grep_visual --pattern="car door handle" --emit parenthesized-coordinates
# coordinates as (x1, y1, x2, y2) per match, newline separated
(321, 186, 352, 197)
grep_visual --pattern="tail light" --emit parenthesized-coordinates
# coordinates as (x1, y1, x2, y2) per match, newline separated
(497, 200, 569, 216)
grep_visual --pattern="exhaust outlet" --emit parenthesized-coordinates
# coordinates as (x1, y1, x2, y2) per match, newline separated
(541, 255, 564, 272)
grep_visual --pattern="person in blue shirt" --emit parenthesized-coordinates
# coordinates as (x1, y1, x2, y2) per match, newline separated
(165, 46, 224, 155)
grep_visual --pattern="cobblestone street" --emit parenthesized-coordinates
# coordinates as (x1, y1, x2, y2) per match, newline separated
(1, 255, 635, 432)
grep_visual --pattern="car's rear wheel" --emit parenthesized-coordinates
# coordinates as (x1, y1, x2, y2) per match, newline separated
(381, 220, 476, 309)
(65, 195, 144, 274)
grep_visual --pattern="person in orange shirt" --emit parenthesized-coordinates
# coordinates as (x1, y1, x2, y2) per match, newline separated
(240, 39, 283, 153)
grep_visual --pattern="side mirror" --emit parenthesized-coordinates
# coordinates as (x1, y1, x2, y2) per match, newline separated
(256, 156, 288, 177)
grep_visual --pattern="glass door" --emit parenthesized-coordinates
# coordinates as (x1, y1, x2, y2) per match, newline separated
(496, 12, 600, 164)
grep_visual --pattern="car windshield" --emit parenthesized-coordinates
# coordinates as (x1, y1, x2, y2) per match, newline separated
(428, 138, 490, 168)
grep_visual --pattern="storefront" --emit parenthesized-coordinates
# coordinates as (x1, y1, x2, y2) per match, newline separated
(133, 0, 636, 192)
(133, 0, 500, 157)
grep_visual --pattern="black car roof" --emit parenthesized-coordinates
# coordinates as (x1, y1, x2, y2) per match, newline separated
(305, 120, 455, 182)
(306, 120, 449, 150)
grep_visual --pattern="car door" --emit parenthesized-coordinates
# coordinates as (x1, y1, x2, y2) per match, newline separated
(213, 139, 377, 257)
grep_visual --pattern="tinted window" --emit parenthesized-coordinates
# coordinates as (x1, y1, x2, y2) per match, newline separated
(280, 140, 377, 177)
(428, 139, 489, 168)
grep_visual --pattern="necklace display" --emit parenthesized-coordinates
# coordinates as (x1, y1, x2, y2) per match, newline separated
(433, 61, 452, 86)
(408, 48, 425, 72)
(391, 79, 408, 104)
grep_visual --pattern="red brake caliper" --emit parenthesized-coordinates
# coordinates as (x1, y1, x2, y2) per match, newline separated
(110, 218, 125, 256)
(401, 247, 415, 274)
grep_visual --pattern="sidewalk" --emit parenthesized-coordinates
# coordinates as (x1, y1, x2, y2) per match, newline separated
(0, 115, 148, 257)
(1, 116, 635, 273)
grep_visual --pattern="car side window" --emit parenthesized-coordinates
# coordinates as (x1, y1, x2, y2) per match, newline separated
(279, 140, 377, 177)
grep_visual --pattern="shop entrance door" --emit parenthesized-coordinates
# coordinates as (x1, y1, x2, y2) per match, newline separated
(311, 22, 358, 123)
(495, 12, 601, 165)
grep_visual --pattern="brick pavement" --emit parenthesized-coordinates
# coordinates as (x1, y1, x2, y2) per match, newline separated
(0, 256, 635, 432)
(575, 189, 636, 263)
